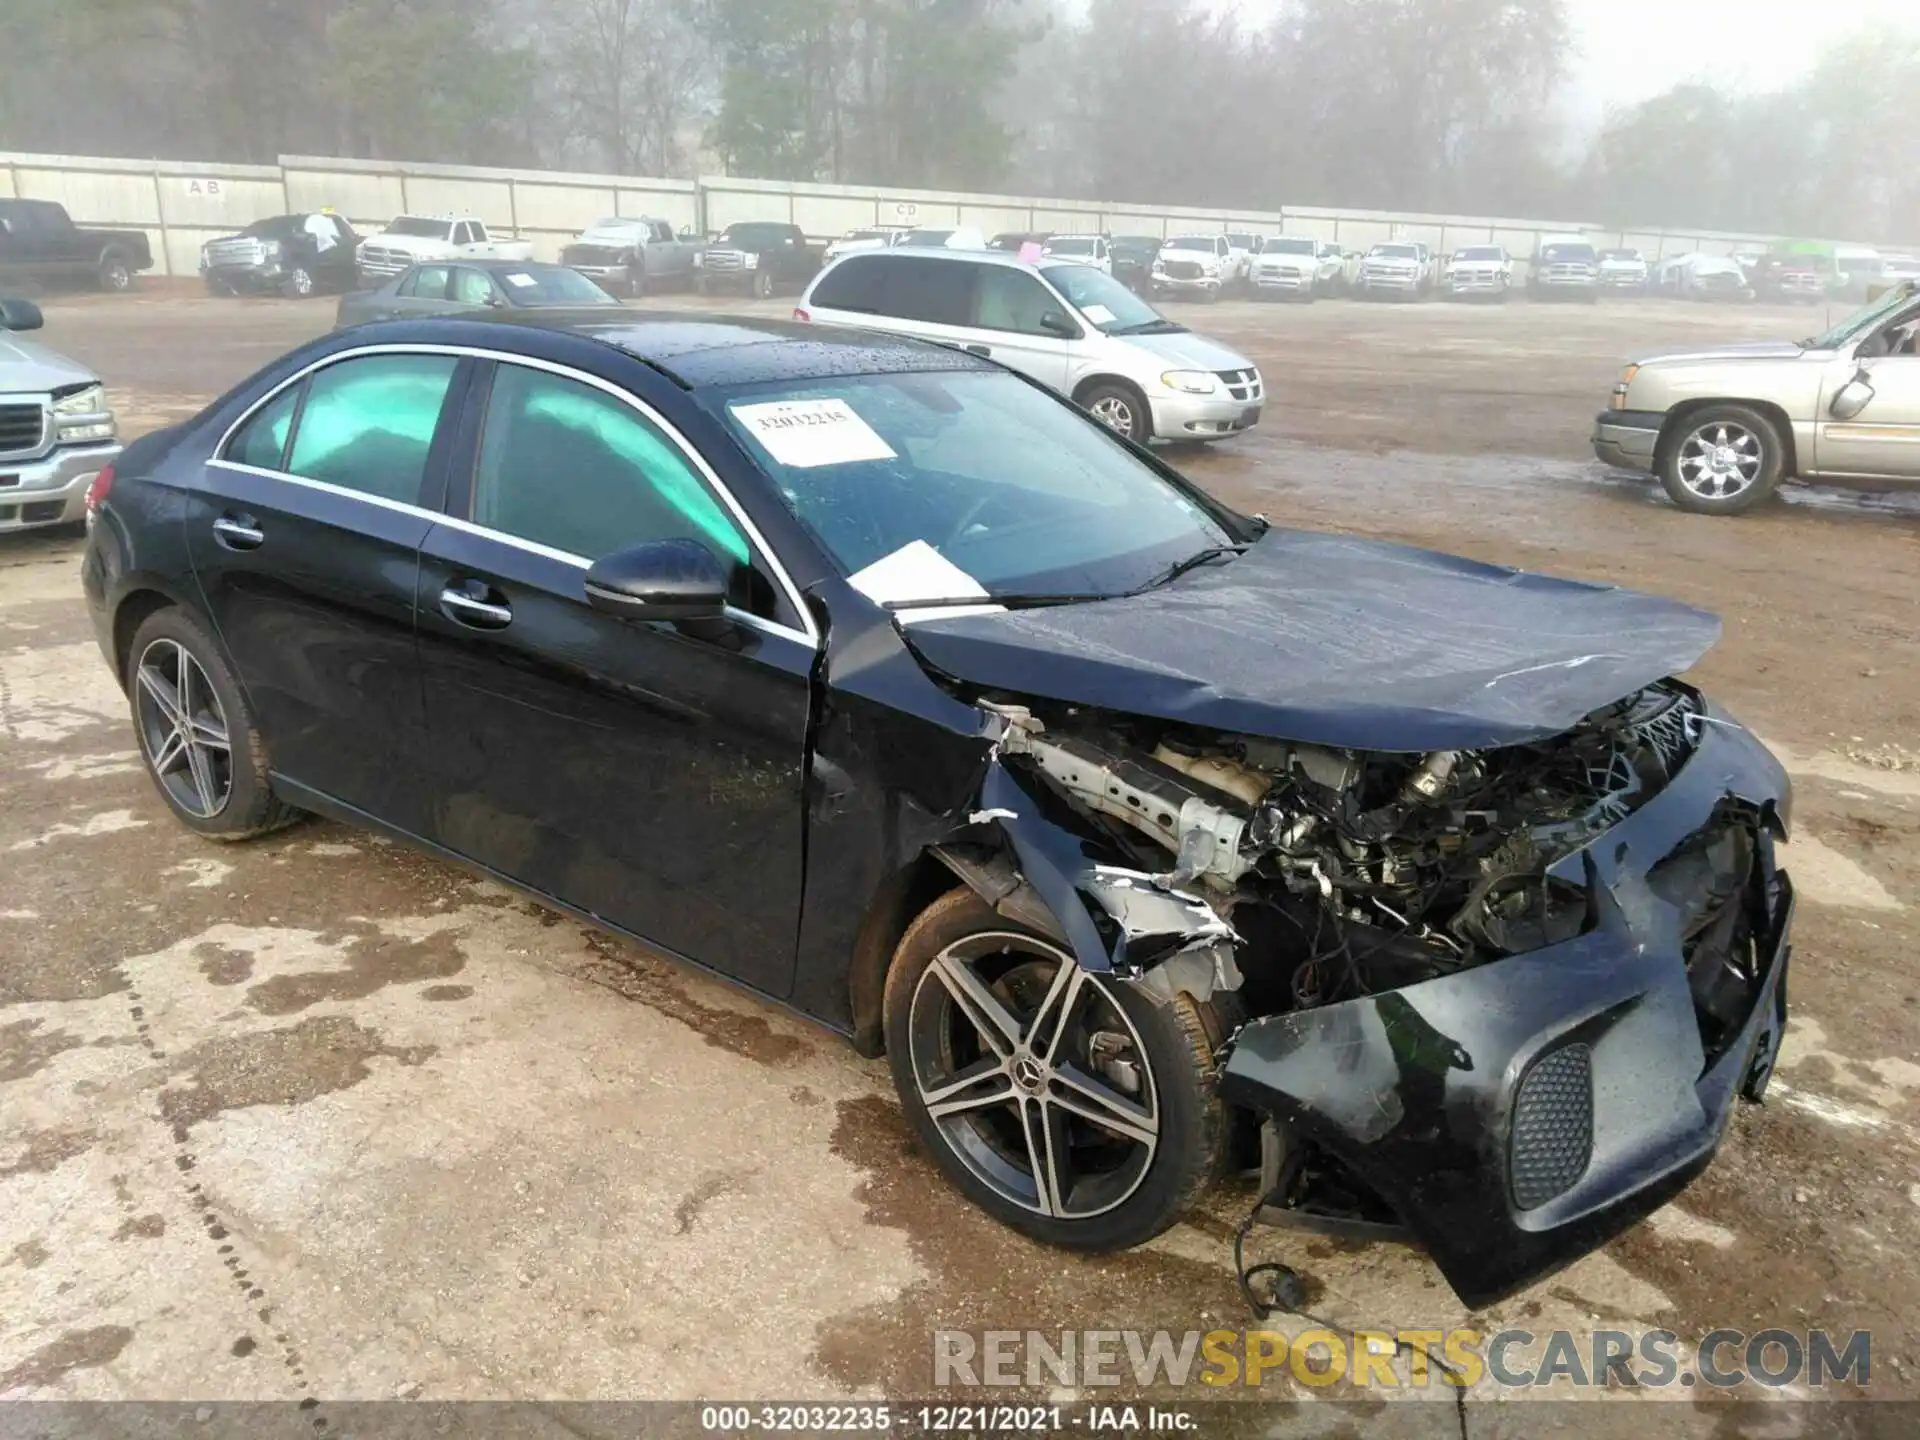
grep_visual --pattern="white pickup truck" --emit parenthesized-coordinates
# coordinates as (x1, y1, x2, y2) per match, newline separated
(356, 215, 534, 283)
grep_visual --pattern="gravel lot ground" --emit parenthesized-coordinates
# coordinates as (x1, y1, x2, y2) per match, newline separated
(3, 287, 1917, 1425)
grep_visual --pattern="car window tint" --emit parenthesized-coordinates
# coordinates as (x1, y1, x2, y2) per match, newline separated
(285, 354, 459, 504)
(813, 254, 972, 325)
(810, 256, 882, 312)
(972, 267, 1057, 335)
(401, 265, 451, 300)
(453, 268, 495, 305)
(225, 385, 301, 471)
(471, 364, 761, 604)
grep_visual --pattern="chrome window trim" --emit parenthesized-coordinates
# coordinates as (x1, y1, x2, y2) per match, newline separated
(211, 341, 820, 648)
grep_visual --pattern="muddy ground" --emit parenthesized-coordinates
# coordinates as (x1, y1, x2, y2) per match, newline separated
(2, 288, 1917, 1429)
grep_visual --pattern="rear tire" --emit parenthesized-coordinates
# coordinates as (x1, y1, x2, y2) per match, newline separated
(883, 888, 1229, 1251)
(1659, 404, 1786, 516)
(125, 607, 304, 841)
(98, 252, 133, 292)
(282, 266, 315, 299)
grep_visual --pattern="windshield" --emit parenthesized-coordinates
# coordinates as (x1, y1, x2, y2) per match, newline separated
(1370, 244, 1418, 259)
(1267, 237, 1316, 255)
(387, 217, 453, 238)
(1454, 247, 1503, 261)
(841, 229, 888, 242)
(503, 266, 618, 305)
(1806, 284, 1920, 350)
(1226, 234, 1255, 247)
(243, 216, 304, 239)
(709, 370, 1230, 603)
(1045, 237, 1098, 255)
(1039, 263, 1177, 336)
(1600, 249, 1641, 261)
(1542, 244, 1597, 263)
(1166, 235, 1217, 251)
(903, 229, 956, 246)
(716, 223, 790, 247)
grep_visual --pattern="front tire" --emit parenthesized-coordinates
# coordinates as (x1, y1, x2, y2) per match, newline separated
(883, 889, 1228, 1250)
(126, 607, 303, 840)
(282, 266, 315, 299)
(1079, 381, 1151, 443)
(1659, 405, 1786, 515)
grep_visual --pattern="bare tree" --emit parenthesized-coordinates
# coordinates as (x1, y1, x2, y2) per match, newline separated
(548, 0, 711, 176)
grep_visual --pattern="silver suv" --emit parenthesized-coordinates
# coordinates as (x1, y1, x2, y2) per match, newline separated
(0, 299, 120, 534)
(797, 247, 1262, 443)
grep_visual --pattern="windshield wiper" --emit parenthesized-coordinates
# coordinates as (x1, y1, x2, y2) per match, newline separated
(1130, 543, 1248, 594)
(1109, 319, 1187, 336)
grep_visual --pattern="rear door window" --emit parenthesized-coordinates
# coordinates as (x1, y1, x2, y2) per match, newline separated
(812, 254, 973, 326)
(284, 354, 461, 504)
(400, 265, 451, 299)
(452, 267, 497, 305)
(225, 385, 301, 471)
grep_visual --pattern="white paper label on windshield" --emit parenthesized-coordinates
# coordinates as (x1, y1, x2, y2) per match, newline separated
(846, 540, 1003, 622)
(503, 272, 537, 287)
(730, 399, 897, 468)
(1080, 303, 1115, 324)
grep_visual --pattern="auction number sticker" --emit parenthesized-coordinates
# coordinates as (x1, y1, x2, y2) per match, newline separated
(730, 398, 897, 468)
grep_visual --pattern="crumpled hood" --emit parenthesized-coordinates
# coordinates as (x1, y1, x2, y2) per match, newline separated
(902, 529, 1722, 752)
(1119, 329, 1254, 371)
(0, 335, 97, 394)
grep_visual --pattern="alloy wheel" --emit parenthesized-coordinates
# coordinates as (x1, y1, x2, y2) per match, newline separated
(907, 932, 1159, 1219)
(134, 638, 233, 819)
(1088, 395, 1137, 438)
(290, 267, 314, 296)
(1676, 421, 1763, 500)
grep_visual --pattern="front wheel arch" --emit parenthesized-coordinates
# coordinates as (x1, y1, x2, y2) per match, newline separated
(1656, 398, 1799, 480)
(1072, 376, 1154, 443)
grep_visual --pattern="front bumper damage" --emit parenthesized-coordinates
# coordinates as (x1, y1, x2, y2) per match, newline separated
(951, 698, 1791, 1309)
(1216, 712, 1791, 1307)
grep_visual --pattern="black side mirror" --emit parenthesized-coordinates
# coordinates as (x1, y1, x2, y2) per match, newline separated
(585, 538, 729, 622)
(0, 297, 44, 332)
(1039, 310, 1079, 339)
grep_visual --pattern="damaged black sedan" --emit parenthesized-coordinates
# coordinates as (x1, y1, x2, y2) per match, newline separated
(81, 314, 1792, 1308)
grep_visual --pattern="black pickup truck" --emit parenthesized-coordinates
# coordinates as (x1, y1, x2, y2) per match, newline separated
(0, 199, 155, 292)
(693, 221, 821, 299)
(201, 212, 360, 298)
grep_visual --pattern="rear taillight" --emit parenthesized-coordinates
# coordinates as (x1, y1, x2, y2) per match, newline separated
(85, 464, 115, 515)
(791, 307, 811, 323)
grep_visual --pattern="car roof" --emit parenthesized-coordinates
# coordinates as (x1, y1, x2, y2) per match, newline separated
(350, 311, 996, 389)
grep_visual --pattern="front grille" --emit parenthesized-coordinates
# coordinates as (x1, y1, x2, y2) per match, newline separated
(703, 250, 745, 272)
(1161, 260, 1202, 280)
(21, 501, 62, 523)
(1543, 265, 1595, 283)
(1509, 1043, 1594, 1209)
(563, 244, 625, 266)
(1215, 368, 1262, 402)
(1363, 265, 1416, 282)
(358, 246, 412, 275)
(206, 237, 264, 268)
(0, 402, 46, 458)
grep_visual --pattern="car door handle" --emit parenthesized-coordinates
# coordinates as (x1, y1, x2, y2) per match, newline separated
(439, 584, 513, 630)
(211, 513, 264, 550)
(964, 343, 991, 356)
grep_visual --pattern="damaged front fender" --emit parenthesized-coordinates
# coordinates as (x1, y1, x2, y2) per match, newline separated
(943, 759, 1242, 997)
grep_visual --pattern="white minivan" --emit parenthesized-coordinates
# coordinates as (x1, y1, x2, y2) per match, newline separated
(794, 247, 1263, 442)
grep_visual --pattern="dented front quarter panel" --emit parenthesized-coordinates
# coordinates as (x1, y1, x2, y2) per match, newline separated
(1217, 706, 1794, 1308)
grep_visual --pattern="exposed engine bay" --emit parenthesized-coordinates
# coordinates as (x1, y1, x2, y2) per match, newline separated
(986, 682, 1705, 1010)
